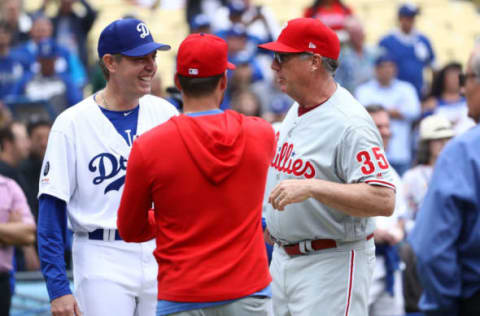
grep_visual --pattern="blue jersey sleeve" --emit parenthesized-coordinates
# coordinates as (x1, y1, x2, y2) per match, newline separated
(38, 194, 72, 301)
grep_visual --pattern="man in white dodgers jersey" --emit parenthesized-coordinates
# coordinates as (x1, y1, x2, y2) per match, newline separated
(258, 18, 396, 316)
(37, 18, 178, 316)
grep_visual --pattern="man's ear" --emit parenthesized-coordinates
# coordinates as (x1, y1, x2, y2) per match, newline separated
(311, 54, 322, 72)
(103, 54, 117, 74)
(219, 72, 228, 91)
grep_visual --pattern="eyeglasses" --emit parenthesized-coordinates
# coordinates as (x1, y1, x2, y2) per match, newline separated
(273, 52, 314, 65)
(459, 72, 478, 86)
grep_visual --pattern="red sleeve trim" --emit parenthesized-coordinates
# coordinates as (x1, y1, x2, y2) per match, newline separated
(365, 179, 396, 191)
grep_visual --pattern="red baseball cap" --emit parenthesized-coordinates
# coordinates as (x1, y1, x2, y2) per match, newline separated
(177, 33, 236, 77)
(258, 18, 340, 60)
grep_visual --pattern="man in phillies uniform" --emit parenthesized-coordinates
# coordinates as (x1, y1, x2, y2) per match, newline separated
(117, 33, 275, 316)
(259, 18, 396, 316)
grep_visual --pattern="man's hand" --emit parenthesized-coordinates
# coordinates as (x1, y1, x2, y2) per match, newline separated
(51, 294, 82, 316)
(269, 179, 312, 211)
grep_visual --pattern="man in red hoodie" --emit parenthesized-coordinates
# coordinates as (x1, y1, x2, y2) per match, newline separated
(117, 33, 276, 316)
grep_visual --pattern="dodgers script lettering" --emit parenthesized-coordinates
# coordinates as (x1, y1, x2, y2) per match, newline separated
(88, 153, 128, 194)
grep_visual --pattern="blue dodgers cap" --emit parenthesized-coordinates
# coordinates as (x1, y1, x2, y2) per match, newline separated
(375, 53, 396, 66)
(398, 3, 419, 17)
(190, 14, 211, 31)
(226, 23, 247, 38)
(228, 0, 247, 15)
(97, 18, 171, 58)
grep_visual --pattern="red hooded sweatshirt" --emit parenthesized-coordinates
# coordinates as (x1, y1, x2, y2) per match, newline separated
(117, 110, 275, 302)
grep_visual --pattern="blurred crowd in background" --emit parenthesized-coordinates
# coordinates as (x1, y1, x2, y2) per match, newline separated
(0, 0, 479, 315)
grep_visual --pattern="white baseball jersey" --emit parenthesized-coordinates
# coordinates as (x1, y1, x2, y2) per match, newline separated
(38, 94, 178, 232)
(264, 85, 396, 243)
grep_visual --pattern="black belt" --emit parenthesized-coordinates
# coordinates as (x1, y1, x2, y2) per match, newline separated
(88, 229, 122, 241)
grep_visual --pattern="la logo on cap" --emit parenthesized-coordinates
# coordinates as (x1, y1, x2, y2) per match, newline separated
(189, 68, 199, 75)
(136, 23, 150, 39)
(308, 42, 316, 49)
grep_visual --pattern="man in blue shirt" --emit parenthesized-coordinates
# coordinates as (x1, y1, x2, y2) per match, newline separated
(408, 47, 480, 316)
(378, 3, 435, 98)
(0, 21, 24, 103)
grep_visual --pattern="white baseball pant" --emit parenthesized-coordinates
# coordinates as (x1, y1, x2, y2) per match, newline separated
(270, 238, 376, 316)
(72, 233, 158, 316)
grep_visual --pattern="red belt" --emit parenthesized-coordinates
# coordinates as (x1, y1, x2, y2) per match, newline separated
(282, 233, 374, 256)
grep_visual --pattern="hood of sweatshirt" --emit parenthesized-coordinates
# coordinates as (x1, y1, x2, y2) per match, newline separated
(172, 110, 246, 184)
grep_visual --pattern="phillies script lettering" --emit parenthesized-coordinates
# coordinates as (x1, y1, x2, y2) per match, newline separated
(271, 143, 315, 178)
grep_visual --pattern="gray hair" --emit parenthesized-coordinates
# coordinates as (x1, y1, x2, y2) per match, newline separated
(472, 50, 480, 79)
(322, 57, 339, 75)
(297, 53, 338, 75)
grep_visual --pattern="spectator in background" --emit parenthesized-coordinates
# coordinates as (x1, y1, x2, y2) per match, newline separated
(356, 54, 420, 176)
(221, 24, 265, 109)
(185, 0, 227, 27)
(0, 21, 24, 103)
(400, 115, 454, 314)
(379, 3, 436, 98)
(230, 88, 262, 117)
(189, 13, 212, 34)
(408, 47, 480, 316)
(217, 22, 260, 58)
(0, 174, 36, 316)
(0, 105, 12, 127)
(256, 72, 293, 124)
(0, 121, 39, 273)
(20, 119, 51, 221)
(39, 0, 97, 71)
(211, 0, 280, 44)
(335, 17, 376, 93)
(303, 0, 353, 35)
(366, 105, 406, 316)
(0, 0, 32, 46)
(12, 15, 87, 88)
(423, 62, 475, 134)
(0, 121, 30, 189)
(14, 38, 83, 116)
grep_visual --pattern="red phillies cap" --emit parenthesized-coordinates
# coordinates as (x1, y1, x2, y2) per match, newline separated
(258, 18, 340, 60)
(177, 33, 236, 77)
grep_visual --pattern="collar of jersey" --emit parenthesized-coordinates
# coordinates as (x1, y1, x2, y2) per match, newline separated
(185, 109, 223, 117)
(94, 93, 139, 116)
(98, 105, 140, 117)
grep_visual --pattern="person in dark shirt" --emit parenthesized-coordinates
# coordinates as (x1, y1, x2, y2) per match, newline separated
(19, 118, 51, 221)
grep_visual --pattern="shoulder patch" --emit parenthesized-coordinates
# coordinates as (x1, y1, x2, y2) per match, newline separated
(43, 161, 50, 176)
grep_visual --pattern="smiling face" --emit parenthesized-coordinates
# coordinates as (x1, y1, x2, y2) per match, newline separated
(109, 51, 158, 99)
